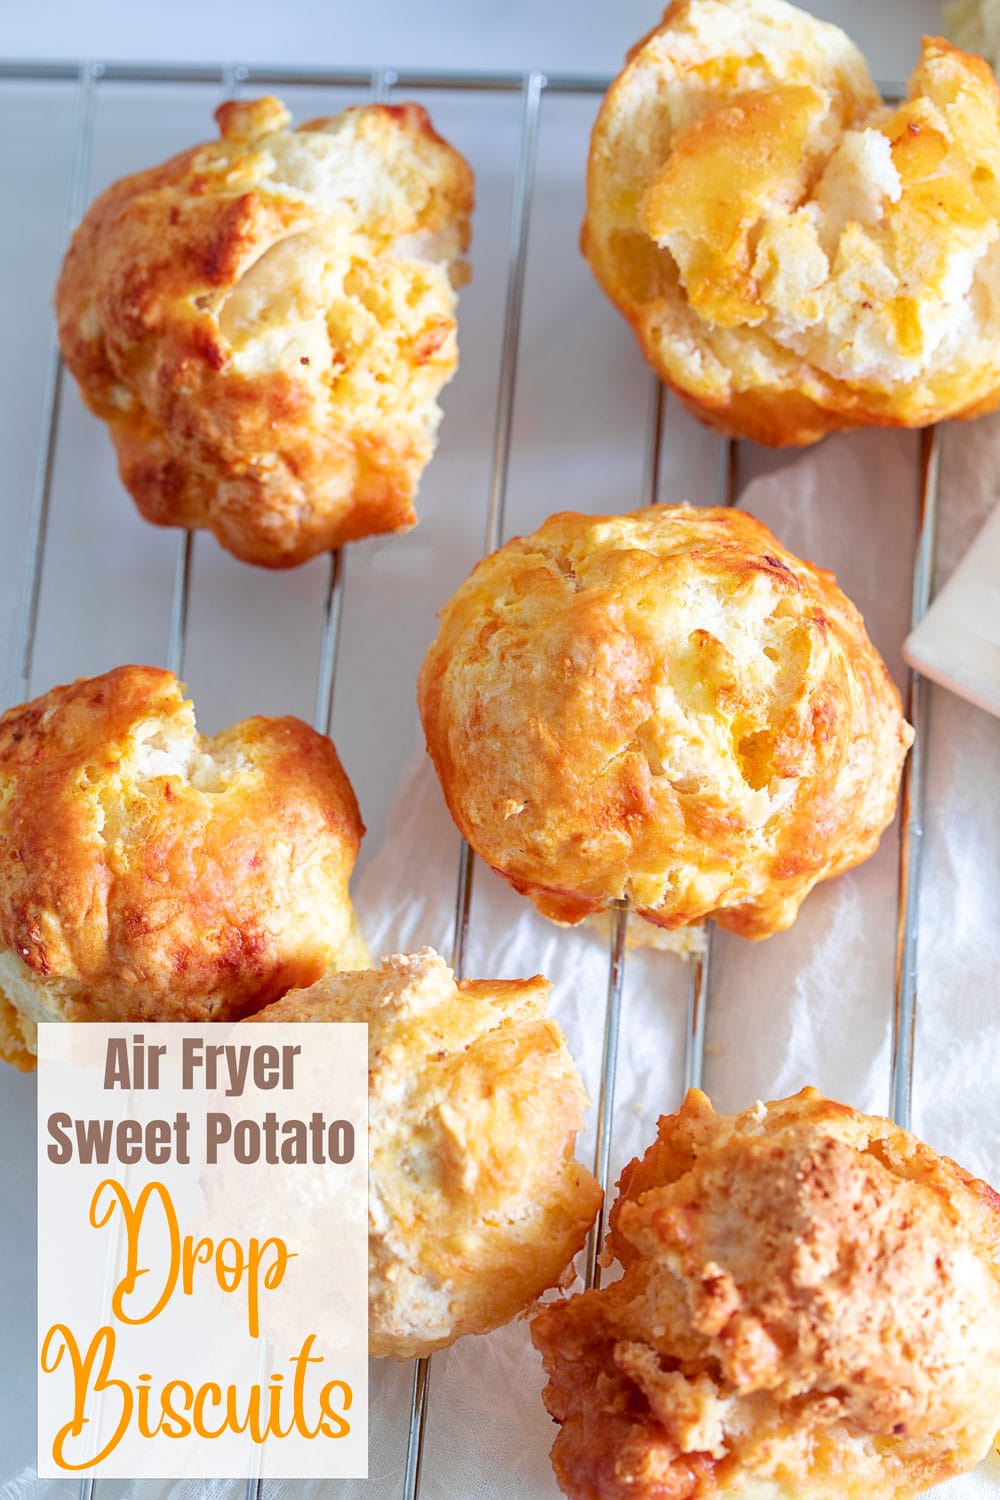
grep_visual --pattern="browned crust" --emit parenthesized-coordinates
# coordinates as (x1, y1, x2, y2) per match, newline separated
(248, 950, 603, 1359)
(583, 3, 1000, 447)
(55, 99, 474, 567)
(584, 247, 1000, 448)
(418, 505, 912, 940)
(0, 994, 35, 1072)
(532, 1088, 1000, 1500)
(0, 665, 364, 1042)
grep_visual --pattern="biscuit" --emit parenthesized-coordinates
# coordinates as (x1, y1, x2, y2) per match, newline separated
(0, 665, 366, 1067)
(249, 948, 603, 1360)
(56, 98, 473, 567)
(532, 1088, 1000, 1500)
(584, 0, 1000, 446)
(417, 506, 911, 939)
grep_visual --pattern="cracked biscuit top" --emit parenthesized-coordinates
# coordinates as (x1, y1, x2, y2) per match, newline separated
(418, 505, 911, 939)
(584, 0, 1000, 446)
(532, 1089, 1000, 1500)
(0, 665, 366, 1069)
(56, 97, 473, 567)
(249, 948, 603, 1360)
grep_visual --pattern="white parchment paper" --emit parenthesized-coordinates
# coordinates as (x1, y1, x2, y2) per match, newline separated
(7, 423, 1000, 1500)
(8, 421, 1000, 1500)
(6, 430, 1000, 1500)
(3, 37, 1000, 1497)
(342, 419, 1000, 1500)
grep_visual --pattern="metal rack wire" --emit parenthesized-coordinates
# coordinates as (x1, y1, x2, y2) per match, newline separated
(4, 56, 938, 1500)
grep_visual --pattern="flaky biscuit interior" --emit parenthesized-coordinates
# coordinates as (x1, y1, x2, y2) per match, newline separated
(56, 98, 473, 566)
(0, 665, 366, 1068)
(532, 1088, 1000, 1500)
(418, 505, 911, 939)
(585, 0, 1000, 444)
(251, 948, 603, 1359)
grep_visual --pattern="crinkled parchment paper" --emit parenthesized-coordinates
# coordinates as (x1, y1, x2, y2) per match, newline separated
(8, 426, 1000, 1500)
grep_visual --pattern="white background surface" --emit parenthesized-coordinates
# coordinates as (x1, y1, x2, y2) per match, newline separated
(2, 1, 941, 82)
(3, 3, 999, 1499)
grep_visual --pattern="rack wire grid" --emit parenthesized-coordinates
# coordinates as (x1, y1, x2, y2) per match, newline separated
(1, 55, 943, 1500)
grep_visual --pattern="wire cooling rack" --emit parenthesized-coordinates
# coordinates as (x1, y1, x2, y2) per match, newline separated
(1, 57, 939, 1500)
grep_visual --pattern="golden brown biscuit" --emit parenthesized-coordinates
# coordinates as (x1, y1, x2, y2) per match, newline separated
(532, 1088, 1000, 1500)
(0, 665, 366, 1067)
(584, 0, 1000, 446)
(0, 994, 34, 1072)
(249, 948, 603, 1360)
(56, 97, 473, 567)
(418, 506, 911, 940)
